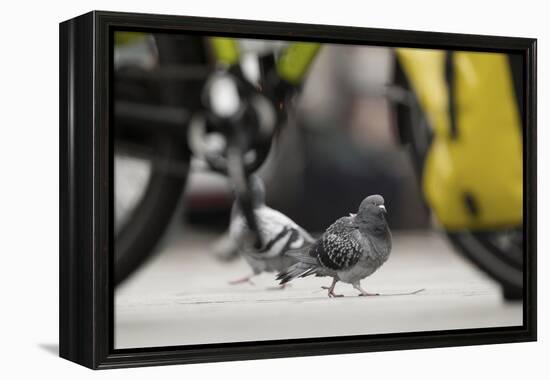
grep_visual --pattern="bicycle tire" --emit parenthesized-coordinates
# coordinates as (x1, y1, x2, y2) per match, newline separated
(393, 56, 523, 300)
(114, 34, 207, 285)
(115, 139, 189, 285)
(447, 231, 523, 300)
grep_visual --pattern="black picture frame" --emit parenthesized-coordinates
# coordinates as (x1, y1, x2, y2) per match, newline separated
(59, 10, 537, 369)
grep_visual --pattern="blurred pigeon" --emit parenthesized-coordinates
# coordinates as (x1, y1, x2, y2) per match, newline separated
(276, 194, 391, 297)
(228, 176, 315, 286)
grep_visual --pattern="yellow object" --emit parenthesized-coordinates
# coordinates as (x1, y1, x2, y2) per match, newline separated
(396, 48, 523, 230)
(210, 37, 240, 65)
(114, 31, 148, 46)
(277, 42, 320, 84)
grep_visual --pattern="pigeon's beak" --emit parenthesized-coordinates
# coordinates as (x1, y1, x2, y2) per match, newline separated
(379, 205, 387, 213)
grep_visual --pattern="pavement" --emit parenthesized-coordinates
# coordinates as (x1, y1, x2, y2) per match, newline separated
(115, 228, 522, 349)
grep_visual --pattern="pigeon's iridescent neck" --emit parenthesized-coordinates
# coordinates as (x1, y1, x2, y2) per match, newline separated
(356, 213, 389, 237)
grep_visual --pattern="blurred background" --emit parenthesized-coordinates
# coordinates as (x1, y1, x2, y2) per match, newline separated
(113, 32, 524, 349)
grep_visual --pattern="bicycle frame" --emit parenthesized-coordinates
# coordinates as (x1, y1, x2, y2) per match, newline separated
(210, 37, 320, 85)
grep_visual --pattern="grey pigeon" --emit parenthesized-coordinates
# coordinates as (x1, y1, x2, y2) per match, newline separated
(276, 194, 391, 297)
(228, 176, 315, 286)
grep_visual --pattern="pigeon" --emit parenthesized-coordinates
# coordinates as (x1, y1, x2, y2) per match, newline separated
(276, 194, 391, 297)
(228, 176, 315, 286)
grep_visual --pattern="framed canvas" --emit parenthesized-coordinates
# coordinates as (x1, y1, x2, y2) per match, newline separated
(59, 10, 537, 369)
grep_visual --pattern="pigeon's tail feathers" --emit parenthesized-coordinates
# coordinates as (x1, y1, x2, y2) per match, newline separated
(284, 244, 317, 265)
(276, 262, 318, 285)
(277, 243, 319, 284)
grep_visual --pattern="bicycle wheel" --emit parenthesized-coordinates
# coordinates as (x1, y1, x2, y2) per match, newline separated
(447, 229, 523, 300)
(393, 56, 523, 300)
(115, 139, 189, 285)
(114, 34, 207, 285)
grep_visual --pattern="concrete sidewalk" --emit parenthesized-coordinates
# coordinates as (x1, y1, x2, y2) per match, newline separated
(115, 229, 522, 349)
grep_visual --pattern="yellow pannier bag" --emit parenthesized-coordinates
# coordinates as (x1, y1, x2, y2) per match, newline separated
(396, 48, 522, 230)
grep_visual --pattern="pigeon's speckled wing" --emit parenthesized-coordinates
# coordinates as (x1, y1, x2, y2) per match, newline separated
(313, 217, 363, 271)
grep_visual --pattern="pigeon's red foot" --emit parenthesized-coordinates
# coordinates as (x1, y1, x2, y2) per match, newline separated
(228, 276, 255, 285)
(329, 292, 344, 298)
(321, 285, 344, 298)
